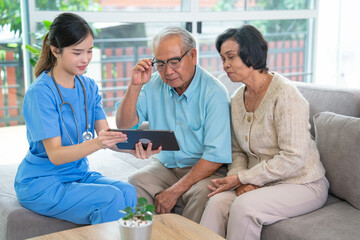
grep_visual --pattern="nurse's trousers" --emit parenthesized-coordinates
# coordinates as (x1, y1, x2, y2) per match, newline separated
(20, 172, 137, 224)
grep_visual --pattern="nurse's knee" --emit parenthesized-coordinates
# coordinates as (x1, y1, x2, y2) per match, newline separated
(121, 183, 137, 206)
(98, 185, 124, 201)
(120, 182, 136, 196)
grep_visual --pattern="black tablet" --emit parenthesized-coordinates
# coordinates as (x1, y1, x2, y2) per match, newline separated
(109, 129, 180, 151)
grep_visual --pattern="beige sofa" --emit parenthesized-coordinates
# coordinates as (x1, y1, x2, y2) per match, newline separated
(1, 77, 360, 240)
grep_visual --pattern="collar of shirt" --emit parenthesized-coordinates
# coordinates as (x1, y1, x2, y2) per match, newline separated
(167, 65, 200, 103)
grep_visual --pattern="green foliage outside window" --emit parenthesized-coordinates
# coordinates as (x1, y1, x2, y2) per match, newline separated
(0, 0, 101, 36)
(0, 1, 102, 66)
(0, 0, 22, 36)
(25, 20, 52, 67)
(213, 0, 310, 11)
(253, 0, 309, 40)
(212, 0, 310, 41)
(35, 0, 101, 11)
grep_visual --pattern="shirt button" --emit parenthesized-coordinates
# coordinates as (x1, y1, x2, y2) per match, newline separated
(247, 116, 252, 122)
(177, 161, 181, 164)
(178, 101, 181, 103)
(177, 121, 181, 125)
(245, 135, 248, 141)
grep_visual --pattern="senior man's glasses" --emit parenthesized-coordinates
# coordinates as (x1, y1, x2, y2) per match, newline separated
(152, 49, 190, 72)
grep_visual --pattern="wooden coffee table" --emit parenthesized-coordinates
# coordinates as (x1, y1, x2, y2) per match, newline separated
(28, 213, 225, 240)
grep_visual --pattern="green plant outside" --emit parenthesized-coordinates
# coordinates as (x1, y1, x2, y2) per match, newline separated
(0, 0, 101, 36)
(1, 1, 102, 68)
(212, 0, 310, 41)
(24, 20, 51, 67)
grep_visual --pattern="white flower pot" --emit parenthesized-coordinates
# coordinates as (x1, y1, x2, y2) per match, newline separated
(118, 219, 153, 240)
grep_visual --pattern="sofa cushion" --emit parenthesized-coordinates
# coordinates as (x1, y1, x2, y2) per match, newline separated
(261, 201, 360, 240)
(296, 82, 360, 136)
(313, 112, 360, 209)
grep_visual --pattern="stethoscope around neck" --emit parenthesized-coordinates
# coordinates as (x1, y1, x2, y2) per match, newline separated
(50, 68, 93, 144)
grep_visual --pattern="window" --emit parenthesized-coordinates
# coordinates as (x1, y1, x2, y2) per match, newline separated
(199, 19, 312, 83)
(199, 0, 314, 11)
(0, 0, 317, 126)
(35, 0, 187, 12)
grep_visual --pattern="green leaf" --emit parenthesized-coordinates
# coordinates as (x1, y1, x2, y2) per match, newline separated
(143, 215, 152, 221)
(30, 58, 37, 67)
(7, 43, 18, 48)
(123, 206, 133, 214)
(138, 197, 147, 206)
(43, 20, 52, 30)
(122, 215, 132, 220)
(146, 205, 155, 213)
(25, 45, 40, 54)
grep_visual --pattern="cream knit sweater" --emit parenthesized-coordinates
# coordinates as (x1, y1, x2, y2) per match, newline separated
(228, 72, 325, 186)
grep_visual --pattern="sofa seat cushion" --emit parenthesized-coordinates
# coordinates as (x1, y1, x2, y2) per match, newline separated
(261, 201, 360, 240)
(324, 193, 342, 206)
(313, 112, 360, 209)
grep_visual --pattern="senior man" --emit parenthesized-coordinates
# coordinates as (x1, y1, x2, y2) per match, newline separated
(116, 26, 231, 223)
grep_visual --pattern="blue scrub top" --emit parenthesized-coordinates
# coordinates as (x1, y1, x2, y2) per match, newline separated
(135, 65, 232, 168)
(15, 71, 106, 199)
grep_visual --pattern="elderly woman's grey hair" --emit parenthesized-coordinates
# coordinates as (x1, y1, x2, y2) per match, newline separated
(152, 26, 196, 52)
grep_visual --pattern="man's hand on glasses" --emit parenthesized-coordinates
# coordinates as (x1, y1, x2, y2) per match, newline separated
(131, 58, 153, 87)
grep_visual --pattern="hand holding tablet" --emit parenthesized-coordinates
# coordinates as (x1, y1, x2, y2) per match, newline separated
(108, 129, 180, 151)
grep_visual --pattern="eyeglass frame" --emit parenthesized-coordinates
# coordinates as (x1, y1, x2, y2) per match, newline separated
(151, 49, 191, 71)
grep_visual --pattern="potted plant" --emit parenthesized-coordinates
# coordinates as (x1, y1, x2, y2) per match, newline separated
(118, 197, 155, 240)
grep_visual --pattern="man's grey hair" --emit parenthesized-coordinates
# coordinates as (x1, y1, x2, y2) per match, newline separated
(152, 26, 196, 52)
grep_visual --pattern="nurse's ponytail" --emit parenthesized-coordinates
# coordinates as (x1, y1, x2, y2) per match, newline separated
(34, 12, 94, 78)
(34, 33, 56, 78)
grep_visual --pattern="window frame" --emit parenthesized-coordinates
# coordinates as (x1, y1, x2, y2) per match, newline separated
(24, 0, 319, 86)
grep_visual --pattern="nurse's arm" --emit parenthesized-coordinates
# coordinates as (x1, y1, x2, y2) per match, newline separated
(42, 120, 127, 166)
(95, 119, 131, 153)
(95, 119, 162, 158)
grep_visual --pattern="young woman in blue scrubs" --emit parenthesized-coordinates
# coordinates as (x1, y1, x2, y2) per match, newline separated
(14, 13, 138, 225)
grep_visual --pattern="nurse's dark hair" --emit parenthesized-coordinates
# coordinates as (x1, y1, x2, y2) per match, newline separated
(34, 13, 94, 78)
(216, 24, 268, 73)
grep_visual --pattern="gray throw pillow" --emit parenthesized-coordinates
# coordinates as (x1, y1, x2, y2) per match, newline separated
(313, 112, 360, 209)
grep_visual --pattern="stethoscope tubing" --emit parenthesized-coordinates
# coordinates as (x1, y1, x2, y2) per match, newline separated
(50, 68, 92, 144)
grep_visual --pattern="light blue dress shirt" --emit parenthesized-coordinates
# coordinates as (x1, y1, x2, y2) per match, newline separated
(135, 65, 232, 168)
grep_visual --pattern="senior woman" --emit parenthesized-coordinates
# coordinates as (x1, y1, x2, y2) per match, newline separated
(200, 25, 329, 240)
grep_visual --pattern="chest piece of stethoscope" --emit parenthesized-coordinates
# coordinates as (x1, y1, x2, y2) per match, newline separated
(82, 130, 93, 142)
